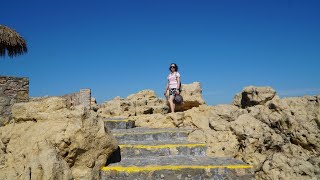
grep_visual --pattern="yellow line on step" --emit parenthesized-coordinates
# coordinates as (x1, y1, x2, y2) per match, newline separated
(114, 130, 189, 136)
(101, 165, 253, 172)
(119, 144, 206, 149)
(104, 119, 130, 122)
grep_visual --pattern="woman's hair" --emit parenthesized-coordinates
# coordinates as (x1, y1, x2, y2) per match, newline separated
(169, 63, 179, 71)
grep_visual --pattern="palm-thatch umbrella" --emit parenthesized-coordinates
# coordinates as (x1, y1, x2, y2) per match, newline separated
(0, 25, 27, 58)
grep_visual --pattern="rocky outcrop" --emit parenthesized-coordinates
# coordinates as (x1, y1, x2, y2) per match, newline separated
(125, 86, 320, 179)
(183, 87, 320, 179)
(97, 82, 205, 118)
(0, 97, 118, 180)
(1, 84, 319, 180)
(175, 82, 206, 111)
(232, 86, 276, 108)
(97, 90, 169, 119)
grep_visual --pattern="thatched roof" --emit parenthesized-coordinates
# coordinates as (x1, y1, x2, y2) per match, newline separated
(0, 25, 27, 58)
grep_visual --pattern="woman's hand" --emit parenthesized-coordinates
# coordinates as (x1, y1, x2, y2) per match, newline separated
(176, 89, 180, 94)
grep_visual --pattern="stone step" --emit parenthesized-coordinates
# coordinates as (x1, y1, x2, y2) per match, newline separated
(104, 118, 135, 130)
(100, 156, 254, 180)
(118, 141, 206, 157)
(111, 128, 194, 142)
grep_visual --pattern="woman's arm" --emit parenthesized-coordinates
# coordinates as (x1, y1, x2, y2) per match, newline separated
(164, 80, 169, 96)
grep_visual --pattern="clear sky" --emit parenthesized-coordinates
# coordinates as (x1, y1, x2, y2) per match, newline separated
(1, 0, 320, 105)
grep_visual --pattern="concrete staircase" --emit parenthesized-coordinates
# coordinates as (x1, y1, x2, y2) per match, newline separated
(100, 118, 254, 180)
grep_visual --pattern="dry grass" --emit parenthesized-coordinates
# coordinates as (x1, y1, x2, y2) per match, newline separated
(0, 25, 27, 58)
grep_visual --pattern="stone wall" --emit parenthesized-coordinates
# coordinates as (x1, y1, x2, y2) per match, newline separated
(31, 89, 92, 110)
(62, 88, 91, 110)
(0, 76, 29, 125)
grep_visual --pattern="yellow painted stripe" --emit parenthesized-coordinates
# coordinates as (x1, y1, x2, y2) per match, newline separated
(104, 119, 130, 122)
(101, 165, 253, 172)
(114, 130, 189, 136)
(119, 144, 206, 149)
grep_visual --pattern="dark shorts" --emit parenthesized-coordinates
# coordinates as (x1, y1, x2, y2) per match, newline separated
(169, 88, 178, 96)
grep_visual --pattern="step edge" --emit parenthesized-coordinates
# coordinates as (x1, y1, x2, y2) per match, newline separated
(104, 119, 132, 122)
(113, 131, 190, 136)
(101, 164, 253, 173)
(119, 144, 206, 149)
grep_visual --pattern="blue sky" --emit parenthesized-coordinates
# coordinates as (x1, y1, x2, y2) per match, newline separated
(1, 0, 320, 105)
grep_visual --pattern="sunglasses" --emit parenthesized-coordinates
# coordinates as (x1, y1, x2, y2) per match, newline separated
(170, 66, 176, 68)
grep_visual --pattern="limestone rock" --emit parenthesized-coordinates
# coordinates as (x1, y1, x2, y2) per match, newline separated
(208, 104, 247, 131)
(91, 97, 99, 111)
(3, 85, 318, 180)
(98, 90, 169, 118)
(232, 86, 276, 108)
(188, 129, 206, 143)
(129, 114, 173, 128)
(0, 97, 118, 180)
(204, 130, 239, 157)
(98, 83, 205, 118)
(175, 82, 206, 112)
(257, 144, 318, 179)
(280, 96, 320, 152)
(152, 86, 319, 180)
(112, 86, 320, 180)
(182, 105, 213, 129)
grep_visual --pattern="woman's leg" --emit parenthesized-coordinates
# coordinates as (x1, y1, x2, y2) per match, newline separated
(168, 94, 175, 113)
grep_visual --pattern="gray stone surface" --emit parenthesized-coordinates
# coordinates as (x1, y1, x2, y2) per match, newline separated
(104, 118, 135, 130)
(0, 76, 29, 125)
(101, 156, 254, 180)
(61, 88, 91, 110)
(101, 118, 254, 179)
(119, 140, 206, 157)
(112, 127, 193, 142)
(101, 169, 254, 180)
(106, 156, 249, 167)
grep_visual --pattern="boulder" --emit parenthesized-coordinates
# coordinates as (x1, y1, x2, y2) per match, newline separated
(98, 90, 169, 118)
(4, 85, 316, 180)
(98, 82, 205, 118)
(129, 113, 176, 128)
(257, 144, 319, 179)
(155, 86, 320, 180)
(0, 97, 118, 180)
(232, 86, 276, 108)
(174, 82, 206, 112)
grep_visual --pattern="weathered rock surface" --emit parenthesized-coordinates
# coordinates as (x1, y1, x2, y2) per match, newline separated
(232, 86, 276, 108)
(186, 87, 320, 180)
(0, 97, 118, 180)
(97, 82, 205, 118)
(97, 90, 169, 118)
(125, 86, 320, 180)
(175, 82, 206, 111)
(1, 84, 319, 180)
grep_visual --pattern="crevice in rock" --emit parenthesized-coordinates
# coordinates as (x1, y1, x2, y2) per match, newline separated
(268, 103, 277, 111)
(235, 133, 247, 152)
(106, 146, 121, 166)
(29, 167, 31, 180)
(290, 137, 316, 152)
(208, 122, 214, 130)
(62, 151, 69, 159)
(67, 148, 87, 167)
(314, 118, 320, 130)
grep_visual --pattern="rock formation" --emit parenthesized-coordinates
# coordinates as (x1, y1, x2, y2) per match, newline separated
(97, 90, 169, 118)
(0, 82, 319, 180)
(0, 97, 118, 179)
(97, 82, 206, 119)
(103, 85, 319, 180)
